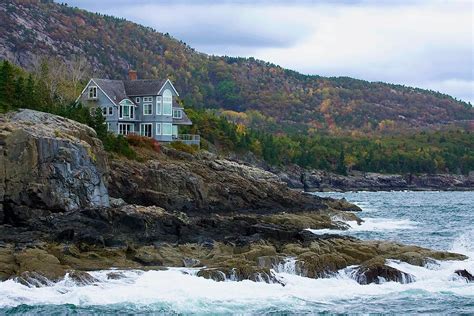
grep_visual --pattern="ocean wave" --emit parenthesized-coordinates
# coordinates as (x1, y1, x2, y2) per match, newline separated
(308, 217, 417, 235)
(0, 257, 472, 314)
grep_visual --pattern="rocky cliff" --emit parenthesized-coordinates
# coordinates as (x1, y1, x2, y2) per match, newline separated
(0, 109, 109, 224)
(107, 149, 339, 214)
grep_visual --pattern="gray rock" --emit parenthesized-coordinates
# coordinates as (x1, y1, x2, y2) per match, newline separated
(0, 109, 109, 221)
(182, 257, 201, 268)
(108, 150, 327, 214)
(110, 197, 126, 208)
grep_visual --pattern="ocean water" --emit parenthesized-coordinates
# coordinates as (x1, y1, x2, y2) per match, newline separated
(1, 191, 473, 314)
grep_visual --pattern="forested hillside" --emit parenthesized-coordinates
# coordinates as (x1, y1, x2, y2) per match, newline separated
(1, 0, 472, 134)
(1, 59, 473, 175)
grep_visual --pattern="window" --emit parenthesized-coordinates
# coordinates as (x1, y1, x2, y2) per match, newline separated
(143, 103, 152, 115)
(163, 89, 172, 116)
(88, 86, 97, 99)
(106, 122, 111, 131)
(102, 107, 107, 116)
(135, 97, 140, 103)
(143, 96, 153, 102)
(108, 106, 113, 116)
(162, 123, 172, 135)
(118, 123, 134, 135)
(119, 100, 134, 119)
(173, 109, 182, 119)
(156, 96, 162, 115)
(156, 123, 161, 135)
(140, 123, 152, 137)
(172, 125, 178, 138)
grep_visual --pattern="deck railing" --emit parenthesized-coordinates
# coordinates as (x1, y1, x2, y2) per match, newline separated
(173, 134, 201, 147)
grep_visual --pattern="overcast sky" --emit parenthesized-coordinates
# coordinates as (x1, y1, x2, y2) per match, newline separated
(63, 0, 474, 103)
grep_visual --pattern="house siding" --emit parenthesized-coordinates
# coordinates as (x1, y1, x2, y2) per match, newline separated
(78, 79, 187, 142)
(79, 80, 120, 134)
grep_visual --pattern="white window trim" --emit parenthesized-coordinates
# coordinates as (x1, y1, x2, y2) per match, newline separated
(135, 97, 140, 103)
(172, 124, 178, 137)
(119, 100, 135, 120)
(163, 89, 172, 116)
(173, 109, 182, 119)
(140, 123, 153, 137)
(143, 96, 153, 102)
(162, 123, 172, 136)
(156, 96, 162, 115)
(143, 103, 153, 115)
(108, 106, 113, 116)
(118, 123, 134, 135)
(88, 86, 97, 99)
(156, 123, 161, 135)
(106, 122, 111, 131)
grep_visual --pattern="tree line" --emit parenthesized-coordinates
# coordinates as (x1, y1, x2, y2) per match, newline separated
(1, 59, 472, 175)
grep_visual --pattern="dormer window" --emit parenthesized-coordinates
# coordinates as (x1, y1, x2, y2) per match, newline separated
(173, 109, 182, 119)
(88, 86, 97, 99)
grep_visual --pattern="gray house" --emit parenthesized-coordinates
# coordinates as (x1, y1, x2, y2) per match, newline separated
(77, 71, 199, 145)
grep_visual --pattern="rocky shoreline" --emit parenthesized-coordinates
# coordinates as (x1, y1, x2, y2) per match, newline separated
(272, 165, 474, 192)
(0, 110, 471, 286)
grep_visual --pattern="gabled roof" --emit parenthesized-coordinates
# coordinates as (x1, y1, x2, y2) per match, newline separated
(91, 78, 127, 105)
(172, 107, 193, 125)
(84, 78, 179, 104)
(123, 79, 168, 96)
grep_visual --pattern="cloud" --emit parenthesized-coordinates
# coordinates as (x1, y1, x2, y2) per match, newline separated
(63, 0, 474, 103)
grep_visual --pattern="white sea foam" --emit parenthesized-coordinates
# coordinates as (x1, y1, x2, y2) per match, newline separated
(308, 217, 417, 235)
(0, 244, 472, 313)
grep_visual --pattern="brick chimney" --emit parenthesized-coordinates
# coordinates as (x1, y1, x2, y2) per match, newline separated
(128, 69, 137, 81)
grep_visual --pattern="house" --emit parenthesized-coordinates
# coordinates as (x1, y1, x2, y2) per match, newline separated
(77, 70, 199, 146)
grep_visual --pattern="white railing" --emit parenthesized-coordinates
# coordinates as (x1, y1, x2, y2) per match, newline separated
(173, 134, 201, 147)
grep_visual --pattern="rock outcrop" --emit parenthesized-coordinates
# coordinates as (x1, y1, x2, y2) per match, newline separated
(0, 109, 109, 224)
(273, 165, 473, 191)
(352, 258, 415, 284)
(455, 269, 474, 282)
(107, 149, 338, 214)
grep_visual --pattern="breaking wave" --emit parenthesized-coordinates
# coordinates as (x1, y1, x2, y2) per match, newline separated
(308, 217, 417, 235)
(0, 231, 472, 314)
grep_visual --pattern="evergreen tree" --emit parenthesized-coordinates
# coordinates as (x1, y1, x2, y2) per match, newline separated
(0, 61, 15, 112)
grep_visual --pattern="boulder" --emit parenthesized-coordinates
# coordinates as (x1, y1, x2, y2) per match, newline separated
(0, 110, 109, 223)
(353, 258, 415, 285)
(197, 269, 226, 282)
(68, 270, 98, 285)
(455, 269, 474, 282)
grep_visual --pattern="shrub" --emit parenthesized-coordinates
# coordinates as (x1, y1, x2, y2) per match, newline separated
(126, 134, 161, 153)
(170, 141, 199, 154)
(103, 134, 137, 159)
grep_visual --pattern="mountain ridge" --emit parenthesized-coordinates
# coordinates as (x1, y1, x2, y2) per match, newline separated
(0, 0, 472, 133)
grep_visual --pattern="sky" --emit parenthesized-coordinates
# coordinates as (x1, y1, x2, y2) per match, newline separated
(63, 0, 474, 103)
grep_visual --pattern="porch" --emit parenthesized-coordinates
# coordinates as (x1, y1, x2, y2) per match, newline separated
(173, 134, 201, 147)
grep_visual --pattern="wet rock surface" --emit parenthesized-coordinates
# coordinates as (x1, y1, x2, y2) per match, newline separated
(0, 204, 466, 284)
(352, 258, 415, 285)
(455, 269, 474, 282)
